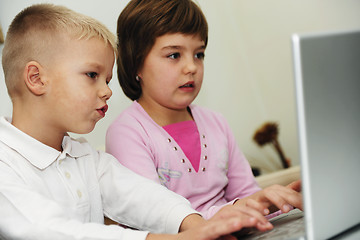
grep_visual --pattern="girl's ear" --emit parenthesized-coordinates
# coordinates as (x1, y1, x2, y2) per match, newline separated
(23, 61, 47, 96)
(136, 72, 143, 82)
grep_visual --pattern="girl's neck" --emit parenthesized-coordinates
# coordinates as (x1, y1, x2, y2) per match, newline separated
(137, 99, 193, 127)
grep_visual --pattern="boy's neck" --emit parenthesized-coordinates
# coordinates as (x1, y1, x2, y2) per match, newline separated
(11, 110, 65, 152)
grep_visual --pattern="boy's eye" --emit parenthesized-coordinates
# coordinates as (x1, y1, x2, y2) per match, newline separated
(86, 72, 98, 78)
(168, 53, 180, 59)
(195, 52, 205, 60)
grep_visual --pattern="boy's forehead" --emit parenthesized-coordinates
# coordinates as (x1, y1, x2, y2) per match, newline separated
(36, 35, 114, 70)
(52, 33, 111, 50)
(62, 36, 115, 61)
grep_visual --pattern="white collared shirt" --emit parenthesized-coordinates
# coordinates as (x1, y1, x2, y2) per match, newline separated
(0, 117, 197, 240)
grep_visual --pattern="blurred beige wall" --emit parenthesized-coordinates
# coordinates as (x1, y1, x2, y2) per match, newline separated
(1, 0, 360, 174)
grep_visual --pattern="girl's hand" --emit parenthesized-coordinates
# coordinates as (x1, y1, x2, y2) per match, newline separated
(236, 180, 302, 214)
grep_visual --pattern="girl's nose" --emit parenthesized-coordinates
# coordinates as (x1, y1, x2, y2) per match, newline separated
(184, 57, 197, 74)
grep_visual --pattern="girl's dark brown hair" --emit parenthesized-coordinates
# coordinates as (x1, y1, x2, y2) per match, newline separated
(117, 0, 208, 100)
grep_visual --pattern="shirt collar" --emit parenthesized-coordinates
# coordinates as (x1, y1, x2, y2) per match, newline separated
(0, 117, 89, 169)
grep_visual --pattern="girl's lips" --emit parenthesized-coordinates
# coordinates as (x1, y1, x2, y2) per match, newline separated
(97, 104, 108, 117)
(179, 81, 195, 91)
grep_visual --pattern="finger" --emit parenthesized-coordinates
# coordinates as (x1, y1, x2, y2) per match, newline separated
(231, 205, 273, 231)
(245, 198, 270, 215)
(205, 217, 256, 239)
(276, 185, 303, 211)
(265, 185, 303, 211)
(287, 180, 302, 192)
(226, 209, 272, 232)
(260, 186, 294, 213)
(239, 202, 271, 224)
(217, 206, 273, 232)
(214, 205, 265, 223)
(212, 205, 265, 228)
(261, 186, 286, 206)
(256, 221, 274, 232)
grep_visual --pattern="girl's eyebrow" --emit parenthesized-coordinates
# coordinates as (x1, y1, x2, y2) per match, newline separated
(198, 45, 206, 50)
(161, 44, 206, 51)
(161, 45, 181, 50)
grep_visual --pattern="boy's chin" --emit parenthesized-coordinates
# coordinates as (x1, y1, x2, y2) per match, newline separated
(71, 125, 96, 135)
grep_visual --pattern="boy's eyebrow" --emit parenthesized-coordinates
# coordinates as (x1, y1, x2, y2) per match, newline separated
(86, 62, 107, 71)
(85, 62, 113, 77)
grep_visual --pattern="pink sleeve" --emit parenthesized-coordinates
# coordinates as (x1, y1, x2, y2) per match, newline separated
(223, 119, 261, 201)
(106, 115, 161, 184)
(201, 140, 260, 219)
(196, 111, 261, 219)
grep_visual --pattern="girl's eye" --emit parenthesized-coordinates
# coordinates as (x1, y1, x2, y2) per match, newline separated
(195, 52, 205, 60)
(86, 72, 98, 79)
(168, 53, 180, 59)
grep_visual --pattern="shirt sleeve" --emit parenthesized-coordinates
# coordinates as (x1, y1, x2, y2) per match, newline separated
(0, 160, 149, 240)
(95, 150, 199, 234)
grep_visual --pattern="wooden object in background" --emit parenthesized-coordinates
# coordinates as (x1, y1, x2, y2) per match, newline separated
(253, 122, 291, 169)
(0, 24, 4, 44)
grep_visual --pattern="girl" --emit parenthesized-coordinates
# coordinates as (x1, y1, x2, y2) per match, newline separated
(107, 0, 302, 220)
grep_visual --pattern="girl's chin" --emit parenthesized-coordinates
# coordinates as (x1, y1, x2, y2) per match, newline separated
(179, 99, 196, 108)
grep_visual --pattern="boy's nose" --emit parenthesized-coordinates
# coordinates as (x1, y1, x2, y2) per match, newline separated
(100, 85, 112, 100)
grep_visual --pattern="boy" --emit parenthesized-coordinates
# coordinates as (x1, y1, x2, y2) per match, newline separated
(0, 3, 272, 240)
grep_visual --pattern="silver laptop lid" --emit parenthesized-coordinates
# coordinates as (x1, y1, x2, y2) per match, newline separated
(292, 29, 360, 240)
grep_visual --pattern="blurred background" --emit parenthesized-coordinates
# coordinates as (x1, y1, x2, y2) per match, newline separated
(1, 0, 360, 175)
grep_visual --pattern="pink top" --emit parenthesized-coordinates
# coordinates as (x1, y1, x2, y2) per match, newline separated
(163, 121, 201, 172)
(106, 101, 261, 219)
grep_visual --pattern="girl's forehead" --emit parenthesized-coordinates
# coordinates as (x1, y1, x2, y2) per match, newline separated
(154, 33, 205, 47)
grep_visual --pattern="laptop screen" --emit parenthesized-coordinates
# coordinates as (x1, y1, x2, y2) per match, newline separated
(292, 29, 360, 240)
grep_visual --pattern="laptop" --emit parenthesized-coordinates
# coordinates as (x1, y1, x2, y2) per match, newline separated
(235, 29, 360, 240)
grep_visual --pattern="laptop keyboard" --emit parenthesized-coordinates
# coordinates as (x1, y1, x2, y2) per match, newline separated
(236, 209, 305, 240)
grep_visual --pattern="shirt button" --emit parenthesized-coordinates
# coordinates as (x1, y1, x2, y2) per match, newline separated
(65, 172, 71, 179)
(77, 190, 82, 198)
(167, 138, 171, 143)
(187, 168, 192, 172)
(202, 167, 206, 172)
(202, 134, 205, 139)
(203, 144, 207, 148)
(181, 159, 185, 163)
(173, 147, 177, 151)
(203, 155, 208, 160)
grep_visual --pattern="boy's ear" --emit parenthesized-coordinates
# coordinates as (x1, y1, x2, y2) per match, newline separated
(24, 61, 47, 96)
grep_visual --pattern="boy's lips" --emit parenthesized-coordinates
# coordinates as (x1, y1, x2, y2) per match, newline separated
(97, 104, 108, 117)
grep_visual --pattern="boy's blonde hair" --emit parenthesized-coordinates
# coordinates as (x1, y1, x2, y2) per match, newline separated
(2, 3, 117, 98)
